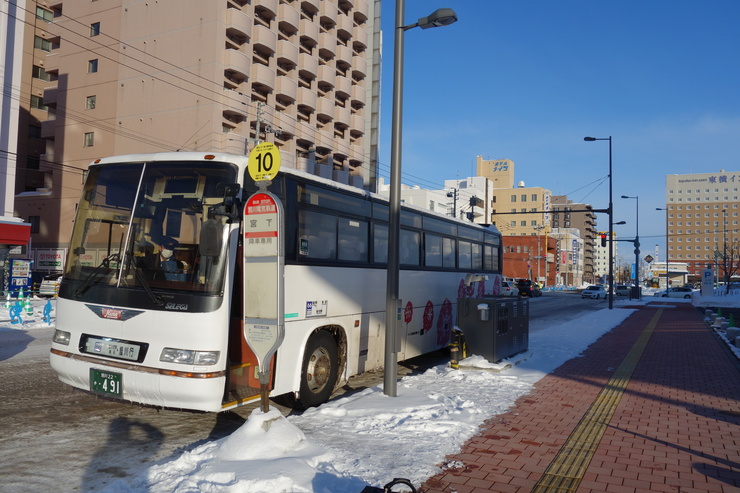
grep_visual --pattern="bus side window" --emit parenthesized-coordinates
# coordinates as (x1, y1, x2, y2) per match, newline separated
(298, 210, 337, 260)
(400, 229, 420, 266)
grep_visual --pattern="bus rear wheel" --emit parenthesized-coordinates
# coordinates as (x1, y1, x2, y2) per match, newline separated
(298, 331, 338, 409)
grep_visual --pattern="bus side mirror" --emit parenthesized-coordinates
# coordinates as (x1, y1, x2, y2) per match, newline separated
(210, 183, 241, 222)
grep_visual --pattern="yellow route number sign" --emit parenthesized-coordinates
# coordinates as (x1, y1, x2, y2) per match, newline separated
(248, 142, 281, 182)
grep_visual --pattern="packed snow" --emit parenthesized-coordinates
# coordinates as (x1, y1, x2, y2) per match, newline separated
(6, 291, 739, 493)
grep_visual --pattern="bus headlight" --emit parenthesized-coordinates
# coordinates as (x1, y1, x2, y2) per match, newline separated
(53, 330, 71, 345)
(160, 348, 220, 366)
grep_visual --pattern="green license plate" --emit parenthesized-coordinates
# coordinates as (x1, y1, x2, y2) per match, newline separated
(90, 368, 122, 397)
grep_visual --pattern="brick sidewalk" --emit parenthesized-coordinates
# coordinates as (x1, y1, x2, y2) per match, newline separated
(421, 302, 740, 493)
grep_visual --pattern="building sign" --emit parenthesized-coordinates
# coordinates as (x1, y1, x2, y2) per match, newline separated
(35, 249, 67, 271)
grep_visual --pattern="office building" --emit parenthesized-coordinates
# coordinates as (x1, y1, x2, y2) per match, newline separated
(665, 170, 740, 283)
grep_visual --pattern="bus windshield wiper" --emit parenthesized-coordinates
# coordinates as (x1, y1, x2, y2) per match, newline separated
(74, 253, 120, 297)
(130, 263, 164, 307)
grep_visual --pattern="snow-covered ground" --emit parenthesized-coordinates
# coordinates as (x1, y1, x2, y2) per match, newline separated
(5, 292, 738, 493)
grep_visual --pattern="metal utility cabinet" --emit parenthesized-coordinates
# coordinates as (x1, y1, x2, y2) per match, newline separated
(457, 296, 529, 363)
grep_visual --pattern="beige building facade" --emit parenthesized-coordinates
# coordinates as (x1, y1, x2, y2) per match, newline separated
(665, 170, 740, 281)
(476, 156, 552, 237)
(13, 0, 380, 252)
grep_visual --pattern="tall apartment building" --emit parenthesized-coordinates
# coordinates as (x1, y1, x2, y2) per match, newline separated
(551, 196, 597, 283)
(12, 0, 380, 252)
(665, 170, 740, 282)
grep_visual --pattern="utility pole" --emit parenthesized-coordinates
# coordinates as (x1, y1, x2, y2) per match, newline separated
(251, 101, 264, 148)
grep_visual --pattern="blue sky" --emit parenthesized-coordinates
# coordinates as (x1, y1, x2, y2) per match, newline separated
(376, 0, 740, 263)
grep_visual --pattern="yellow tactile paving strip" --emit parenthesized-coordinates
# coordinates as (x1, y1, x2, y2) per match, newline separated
(531, 309, 663, 492)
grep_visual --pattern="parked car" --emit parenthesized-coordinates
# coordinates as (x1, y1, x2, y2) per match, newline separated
(614, 285, 632, 296)
(38, 274, 62, 298)
(581, 285, 607, 299)
(501, 281, 519, 297)
(654, 286, 694, 299)
(516, 279, 533, 297)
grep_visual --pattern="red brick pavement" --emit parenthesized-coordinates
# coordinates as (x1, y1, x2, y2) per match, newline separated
(420, 302, 740, 493)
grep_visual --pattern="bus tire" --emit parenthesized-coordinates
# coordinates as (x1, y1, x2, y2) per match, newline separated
(297, 331, 338, 409)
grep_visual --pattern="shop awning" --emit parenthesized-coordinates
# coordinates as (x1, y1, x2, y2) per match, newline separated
(0, 218, 31, 246)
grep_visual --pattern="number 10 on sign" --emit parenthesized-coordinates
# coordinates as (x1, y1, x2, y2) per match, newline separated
(248, 142, 282, 182)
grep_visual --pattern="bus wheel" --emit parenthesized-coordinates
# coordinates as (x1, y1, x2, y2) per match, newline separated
(298, 331, 338, 409)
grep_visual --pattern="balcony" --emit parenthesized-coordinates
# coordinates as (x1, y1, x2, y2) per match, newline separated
(298, 52, 318, 78)
(318, 32, 336, 58)
(250, 63, 276, 91)
(335, 75, 351, 98)
(299, 18, 319, 45)
(319, 1, 338, 27)
(351, 84, 365, 106)
(254, 0, 278, 18)
(253, 24, 277, 54)
(278, 2, 300, 32)
(351, 54, 367, 79)
(40, 120, 56, 139)
(224, 49, 251, 80)
(300, 0, 320, 15)
(350, 143, 364, 161)
(273, 108, 297, 136)
(277, 39, 299, 66)
(42, 86, 57, 106)
(297, 87, 317, 110)
(316, 97, 335, 120)
(225, 8, 252, 41)
(316, 129, 334, 150)
(335, 44, 352, 67)
(317, 64, 335, 87)
(354, 0, 369, 23)
(334, 105, 350, 127)
(350, 113, 365, 134)
(297, 121, 316, 143)
(336, 12, 353, 38)
(275, 76, 298, 102)
(352, 25, 367, 50)
(44, 52, 59, 74)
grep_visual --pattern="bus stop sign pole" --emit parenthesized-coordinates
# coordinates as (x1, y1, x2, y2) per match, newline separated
(243, 144, 284, 413)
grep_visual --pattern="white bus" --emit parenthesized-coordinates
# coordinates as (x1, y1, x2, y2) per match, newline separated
(50, 152, 504, 411)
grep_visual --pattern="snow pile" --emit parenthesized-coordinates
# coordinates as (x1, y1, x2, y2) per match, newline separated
(105, 307, 635, 493)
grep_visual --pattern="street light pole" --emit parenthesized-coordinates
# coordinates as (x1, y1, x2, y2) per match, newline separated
(656, 207, 670, 289)
(584, 136, 614, 309)
(622, 195, 640, 299)
(384, 4, 458, 398)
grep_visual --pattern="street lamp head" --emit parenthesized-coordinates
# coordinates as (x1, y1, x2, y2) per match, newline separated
(615, 221, 627, 225)
(583, 136, 596, 141)
(417, 8, 458, 29)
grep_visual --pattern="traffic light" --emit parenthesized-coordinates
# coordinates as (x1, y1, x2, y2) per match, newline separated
(600, 233, 607, 247)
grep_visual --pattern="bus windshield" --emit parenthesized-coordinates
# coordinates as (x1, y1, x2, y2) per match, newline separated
(64, 160, 238, 303)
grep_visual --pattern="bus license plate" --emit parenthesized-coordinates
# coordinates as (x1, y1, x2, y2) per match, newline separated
(90, 369, 122, 397)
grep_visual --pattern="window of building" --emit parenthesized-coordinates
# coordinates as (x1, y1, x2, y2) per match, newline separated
(510, 195, 516, 202)
(520, 220, 526, 226)
(83, 132, 94, 147)
(88, 59, 99, 73)
(32, 65, 50, 81)
(26, 155, 40, 170)
(90, 22, 101, 36)
(531, 194, 537, 201)
(34, 36, 51, 52)
(521, 194, 527, 202)
(30, 95, 47, 111)
(36, 7, 53, 22)
(86, 95, 96, 110)
(29, 216, 40, 234)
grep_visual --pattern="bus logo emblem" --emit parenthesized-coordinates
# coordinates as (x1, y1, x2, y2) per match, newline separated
(85, 304, 144, 321)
